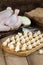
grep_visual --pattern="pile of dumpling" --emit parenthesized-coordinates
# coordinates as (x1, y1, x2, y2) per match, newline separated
(2, 31, 43, 52)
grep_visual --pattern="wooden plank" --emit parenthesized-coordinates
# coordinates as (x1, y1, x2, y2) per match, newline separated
(4, 52, 28, 65)
(0, 40, 6, 65)
(27, 50, 43, 65)
(0, 49, 6, 65)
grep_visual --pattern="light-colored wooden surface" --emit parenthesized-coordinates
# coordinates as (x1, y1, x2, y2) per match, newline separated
(0, 36, 43, 65)
(27, 50, 43, 65)
(0, 40, 5, 65)
(0, 49, 6, 65)
(0, 48, 43, 65)
(0, 49, 28, 65)
(4, 52, 28, 65)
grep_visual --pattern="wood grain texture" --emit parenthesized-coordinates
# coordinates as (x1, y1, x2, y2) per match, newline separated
(0, 40, 5, 65)
(0, 49, 6, 65)
(4, 52, 28, 65)
(27, 50, 43, 65)
(0, 40, 6, 65)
